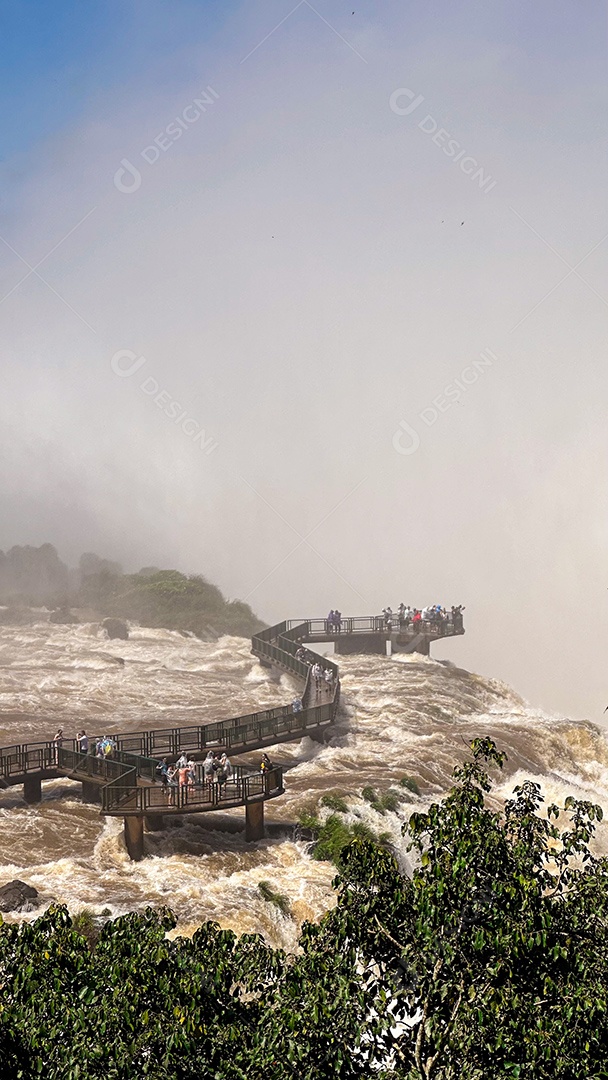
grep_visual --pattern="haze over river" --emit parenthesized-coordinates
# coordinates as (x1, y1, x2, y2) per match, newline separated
(1, 621, 607, 949)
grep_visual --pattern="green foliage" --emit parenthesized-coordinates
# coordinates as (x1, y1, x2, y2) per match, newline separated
(297, 809, 320, 832)
(1, 740, 607, 1079)
(70, 908, 101, 951)
(258, 881, 292, 916)
(378, 791, 399, 813)
(320, 792, 349, 813)
(399, 774, 421, 796)
(298, 807, 391, 868)
(360, 786, 400, 815)
(90, 568, 264, 639)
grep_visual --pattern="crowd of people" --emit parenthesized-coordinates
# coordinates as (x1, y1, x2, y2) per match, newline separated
(52, 729, 276, 800)
(381, 604, 465, 632)
(294, 646, 336, 695)
(154, 750, 275, 799)
(322, 605, 465, 635)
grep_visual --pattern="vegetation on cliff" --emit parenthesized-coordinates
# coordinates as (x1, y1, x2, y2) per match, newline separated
(1, 740, 607, 1078)
(0, 545, 263, 639)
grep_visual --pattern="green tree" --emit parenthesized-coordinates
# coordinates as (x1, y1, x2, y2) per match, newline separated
(1, 741, 607, 1079)
(324, 737, 608, 1079)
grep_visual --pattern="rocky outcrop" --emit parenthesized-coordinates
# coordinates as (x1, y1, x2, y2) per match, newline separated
(49, 608, 79, 624)
(102, 617, 129, 640)
(0, 544, 69, 603)
(0, 879, 40, 913)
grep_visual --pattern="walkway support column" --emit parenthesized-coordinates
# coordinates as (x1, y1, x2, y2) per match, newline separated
(124, 816, 145, 861)
(81, 780, 101, 804)
(23, 776, 42, 804)
(245, 800, 265, 842)
(144, 814, 164, 832)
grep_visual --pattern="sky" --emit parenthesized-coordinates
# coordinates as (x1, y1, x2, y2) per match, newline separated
(0, 0, 606, 721)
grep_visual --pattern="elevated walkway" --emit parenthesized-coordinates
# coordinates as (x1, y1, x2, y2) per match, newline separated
(0, 612, 463, 859)
(0, 617, 341, 858)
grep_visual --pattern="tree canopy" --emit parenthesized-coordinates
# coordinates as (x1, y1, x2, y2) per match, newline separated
(1, 739, 607, 1078)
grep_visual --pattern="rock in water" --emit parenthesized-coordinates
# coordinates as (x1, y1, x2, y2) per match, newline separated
(49, 608, 79, 624)
(0, 879, 40, 913)
(102, 617, 129, 640)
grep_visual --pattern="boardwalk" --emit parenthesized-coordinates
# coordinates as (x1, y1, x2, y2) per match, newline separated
(0, 612, 462, 858)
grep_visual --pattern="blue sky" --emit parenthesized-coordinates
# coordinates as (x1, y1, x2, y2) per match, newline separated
(0, 0, 230, 158)
(3, 1, 604, 159)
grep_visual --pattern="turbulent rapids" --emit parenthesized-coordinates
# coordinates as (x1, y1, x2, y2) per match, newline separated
(1, 618, 608, 947)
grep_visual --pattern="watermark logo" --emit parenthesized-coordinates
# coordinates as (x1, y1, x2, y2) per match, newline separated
(111, 350, 218, 455)
(113, 87, 220, 194)
(393, 348, 499, 456)
(390, 87, 497, 194)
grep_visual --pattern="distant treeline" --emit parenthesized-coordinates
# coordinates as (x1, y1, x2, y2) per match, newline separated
(0, 545, 264, 639)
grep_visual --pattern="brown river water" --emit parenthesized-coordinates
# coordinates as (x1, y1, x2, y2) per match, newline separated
(1, 620, 607, 949)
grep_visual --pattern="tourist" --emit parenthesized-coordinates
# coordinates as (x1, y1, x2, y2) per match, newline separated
(156, 758, 169, 788)
(295, 646, 307, 663)
(52, 728, 63, 764)
(203, 750, 215, 783)
(176, 752, 188, 769)
(312, 662, 323, 690)
(166, 764, 178, 804)
(187, 761, 197, 786)
(260, 752, 272, 774)
(104, 737, 116, 758)
(77, 730, 88, 753)
(292, 697, 303, 713)
(178, 764, 189, 788)
(324, 668, 334, 690)
(334, 610, 342, 632)
(96, 737, 105, 758)
(326, 610, 335, 634)
(216, 753, 232, 787)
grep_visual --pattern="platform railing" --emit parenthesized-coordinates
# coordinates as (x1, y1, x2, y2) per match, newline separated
(101, 765, 283, 815)
(286, 616, 465, 636)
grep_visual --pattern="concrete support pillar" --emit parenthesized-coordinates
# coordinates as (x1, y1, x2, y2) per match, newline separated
(245, 800, 265, 842)
(23, 776, 42, 804)
(144, 814, 164, 832)
(81, 780, 101, 804)
(124, 816, 145, 861)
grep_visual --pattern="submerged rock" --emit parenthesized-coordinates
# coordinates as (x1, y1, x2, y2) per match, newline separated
(0, 879, 40, 913)
(102, 617, 129, 640)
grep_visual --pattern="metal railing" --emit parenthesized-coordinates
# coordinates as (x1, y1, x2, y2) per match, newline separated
(285, 616, 465, 636)
(101, 765, 283, 816)
(1, 615, 345, 817)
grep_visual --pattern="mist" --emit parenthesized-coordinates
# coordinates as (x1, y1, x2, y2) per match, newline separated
(1, 0, 606, 721)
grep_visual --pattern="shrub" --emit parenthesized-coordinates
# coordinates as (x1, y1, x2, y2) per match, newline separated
(320, 793, 348, 813)
(258, 881, 291, 916)
(399, 775, 420, 795)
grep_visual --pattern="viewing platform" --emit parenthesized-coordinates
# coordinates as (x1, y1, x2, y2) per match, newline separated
(280, 614, 465, 656)
(0, 610, 463, 860)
